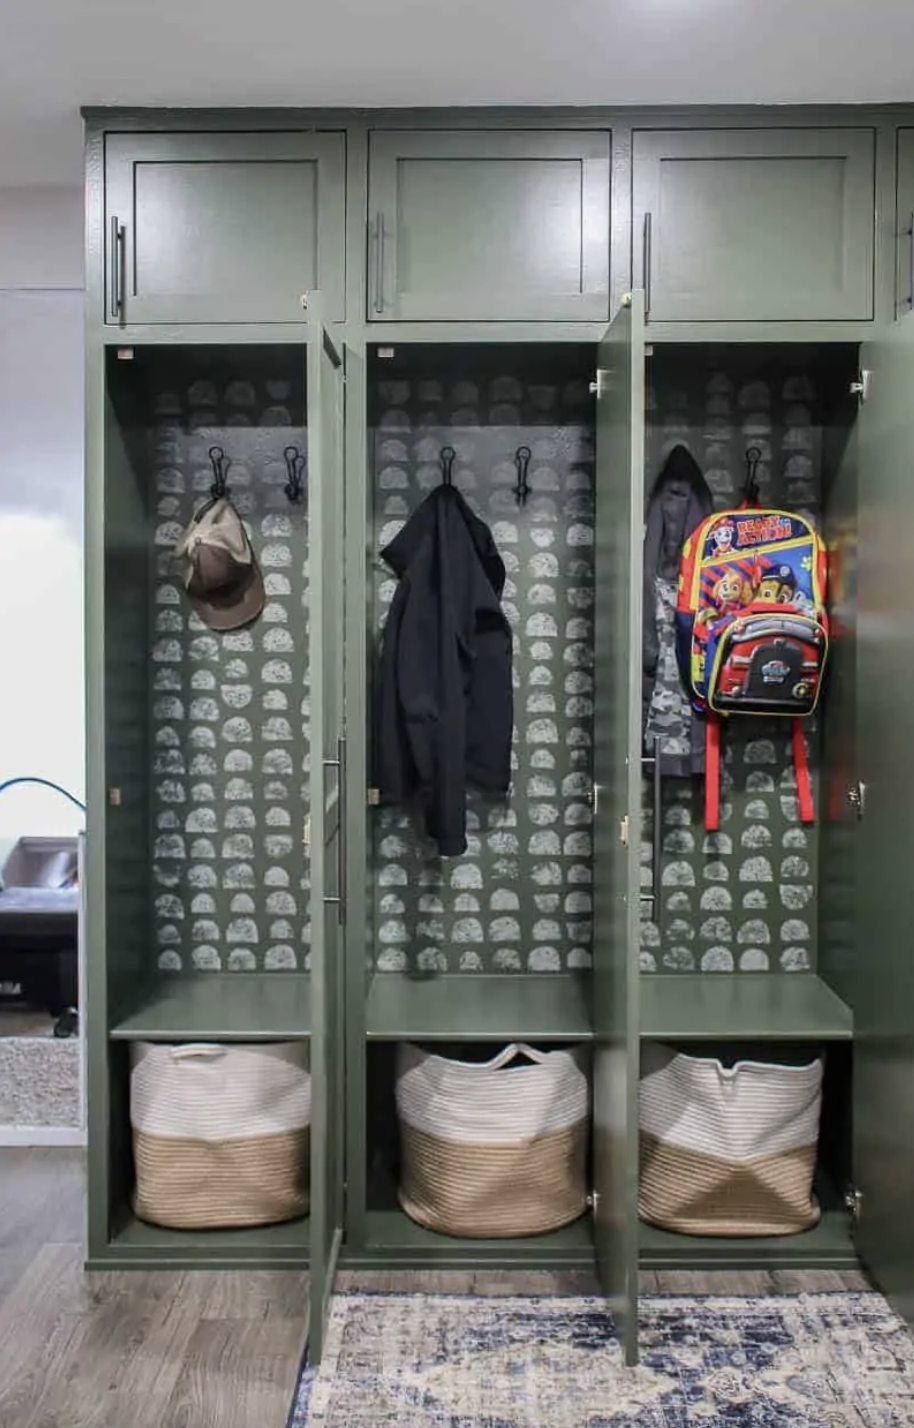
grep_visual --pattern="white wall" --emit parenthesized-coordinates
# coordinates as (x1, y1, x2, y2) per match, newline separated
(0, 188, 84, 858)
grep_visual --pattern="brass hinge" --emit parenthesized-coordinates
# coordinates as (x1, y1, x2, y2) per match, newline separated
(367, 787, 381, 806)
(845, 1184, 863, 1224)
(619, 815, 630, 847)
(846, 781, 867, 820)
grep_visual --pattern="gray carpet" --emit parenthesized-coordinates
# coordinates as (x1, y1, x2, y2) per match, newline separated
(0, 1034, 80, 1126)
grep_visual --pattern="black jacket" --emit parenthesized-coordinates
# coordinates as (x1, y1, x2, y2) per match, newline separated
(376, 485, 513, 856)
(642, 444, 713, 776)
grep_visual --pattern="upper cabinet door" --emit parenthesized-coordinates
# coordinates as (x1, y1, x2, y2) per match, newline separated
(367, 130, 610, 321)
(592, 292, 645, 1367)
(896, 130, 914, 319)
(633, 128, 875, 323)
(104, 132, 346, 325)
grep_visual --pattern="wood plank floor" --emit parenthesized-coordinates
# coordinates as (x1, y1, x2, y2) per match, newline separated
(0, 1147, 870, 1427)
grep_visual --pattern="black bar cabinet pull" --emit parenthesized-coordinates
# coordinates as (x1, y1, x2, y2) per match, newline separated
(322, 736, 347, 925)
(652, 735, 662, 917)
(110, 215, 123, 320)
(337, 734, 347, 926)
(374, 212, 384, 315)
(642, 211, 653, 319)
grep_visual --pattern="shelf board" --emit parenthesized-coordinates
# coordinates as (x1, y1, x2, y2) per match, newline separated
(354, 1209, 594, 1268)
(640, 973, 852, 1042)
(639, 1208, 855, 1270)
(110, 973, 311, 1041)
(91, 1212, 310, 1270)
(366, 972, 592, 1042)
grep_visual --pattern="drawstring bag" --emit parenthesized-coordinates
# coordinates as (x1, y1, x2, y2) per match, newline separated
(639, 1043, 824, 1237)
(396, 1042, 589, 1238)
(130, 1041, 310, 1230)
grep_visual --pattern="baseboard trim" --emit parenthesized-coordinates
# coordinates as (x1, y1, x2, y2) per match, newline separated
(0, 1125, 85, 1147)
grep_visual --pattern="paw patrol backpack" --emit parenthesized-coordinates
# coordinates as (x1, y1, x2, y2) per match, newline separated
(675, 464, 828, 831)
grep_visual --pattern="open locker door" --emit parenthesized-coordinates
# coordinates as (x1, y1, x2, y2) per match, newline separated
(592, 292, 645, 1366)
(307, 308, 347, 1363)
(852, 311, 914, 1327)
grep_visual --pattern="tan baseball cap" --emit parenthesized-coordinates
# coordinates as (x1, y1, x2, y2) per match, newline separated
(174, 497, 264, 631)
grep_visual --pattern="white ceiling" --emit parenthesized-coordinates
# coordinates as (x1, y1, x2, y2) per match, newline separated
(4, 0, 914, 186)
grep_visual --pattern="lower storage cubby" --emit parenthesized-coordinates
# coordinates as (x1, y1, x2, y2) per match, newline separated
(358, 1041, 596, 1268)
(87, 1040, 311, 1270)
(351, 1039, 859, 1274)
(637, 1039, 857, 1270)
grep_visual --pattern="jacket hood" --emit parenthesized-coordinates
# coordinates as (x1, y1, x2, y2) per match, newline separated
(382, 485, 506, 596)
(651, 444, 707, 497)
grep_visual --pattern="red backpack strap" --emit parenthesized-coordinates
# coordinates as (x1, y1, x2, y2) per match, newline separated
(705, 718, 721, 832)
(792, 719, 814, 825)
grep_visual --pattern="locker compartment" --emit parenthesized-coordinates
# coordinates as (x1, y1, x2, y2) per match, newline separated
(89, 325, 347, 1296)
(365, 341, 599, 1028)
(101, 343, 311, 1016)
(354, 332, 864, 1285)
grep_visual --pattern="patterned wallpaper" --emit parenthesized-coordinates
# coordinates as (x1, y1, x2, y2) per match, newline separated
(135, 347, 831, 980)
(641, 353, 825, 974)
(144, 353, 311, 974)
(369, 350, 830, 977)
(369, 352, 597, 975)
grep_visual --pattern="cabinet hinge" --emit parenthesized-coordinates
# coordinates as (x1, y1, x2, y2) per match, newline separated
(367, 787, 381, 806)
(845, 1184, 863, 1224)
(846, 781, 867, 820)
(850, 371, 871, 403)
(619, 815, 630, 847)
(589, 372, 607, 399)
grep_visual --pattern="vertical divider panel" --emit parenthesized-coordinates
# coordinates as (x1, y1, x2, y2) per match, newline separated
(307, 310, 347, 1362)
(854, 312, 914, 1325)
(342, 342, 370, 1246)
(592, 293, 645, 1365)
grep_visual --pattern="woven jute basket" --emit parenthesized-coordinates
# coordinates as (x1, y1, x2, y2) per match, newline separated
(130, 1041, 311, 1230)
(639, 1043, 823, 1237)
(396, 1042, 589, 1239)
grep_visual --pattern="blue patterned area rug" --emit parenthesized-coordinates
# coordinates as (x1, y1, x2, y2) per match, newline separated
(289, 1292, 914, 1427)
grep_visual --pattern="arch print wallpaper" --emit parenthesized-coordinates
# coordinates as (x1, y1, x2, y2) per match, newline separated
(369, 350, 825, 978)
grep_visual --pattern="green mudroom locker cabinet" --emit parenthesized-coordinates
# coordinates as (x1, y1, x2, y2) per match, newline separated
(83, 107, 914, 1364)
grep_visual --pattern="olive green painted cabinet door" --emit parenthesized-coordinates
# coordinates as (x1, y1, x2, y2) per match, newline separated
(307, 313, 347, 1362)
(633, 128, 875, 323)
(592, 293, 645, 1366)
(895, 130, 914, 318)
(367, 130, 610, 321)
(853, 311, 914, 1328)
(104, 132, 345, 325)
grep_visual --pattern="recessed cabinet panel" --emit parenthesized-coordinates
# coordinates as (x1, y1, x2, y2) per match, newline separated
(105, 132, 345, 324)
(633, 128, 875, 323)
(896, 131, 914, 319)
(367, 130, 610, 321)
